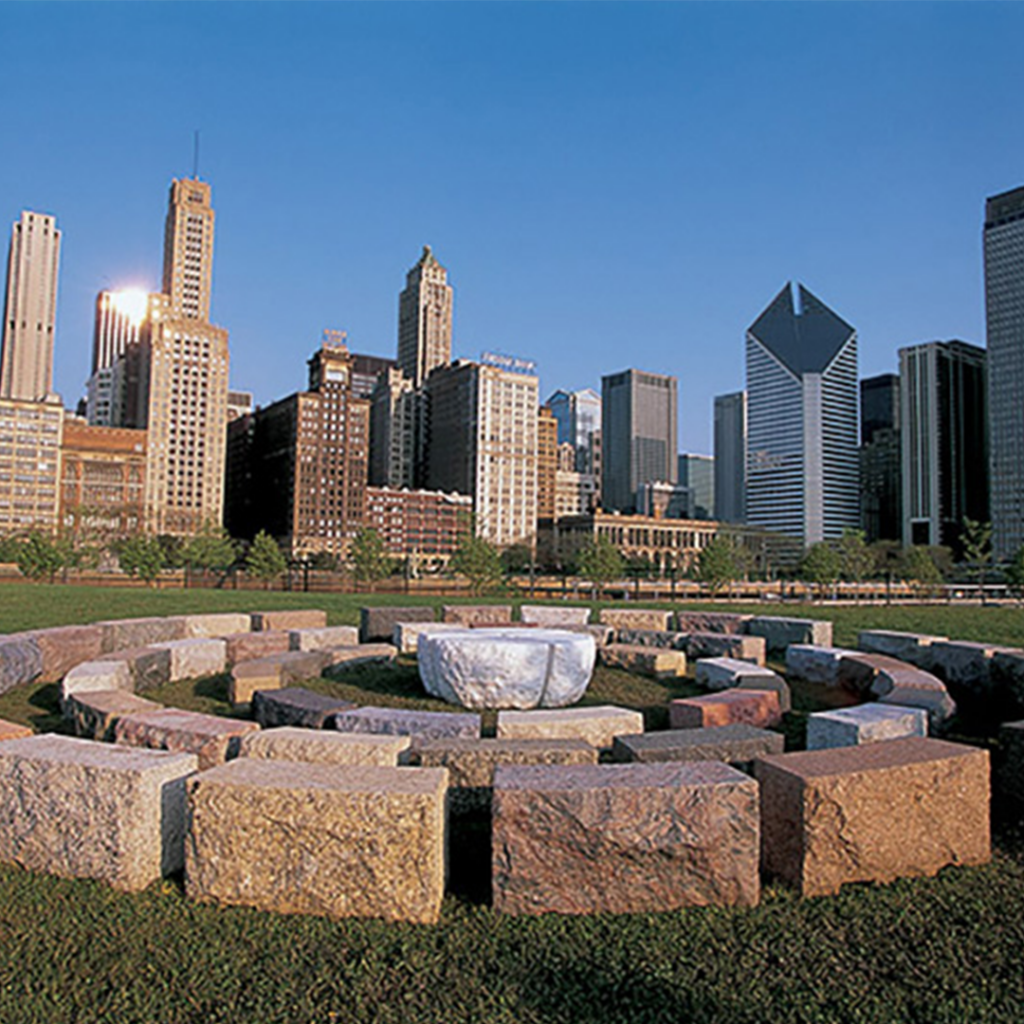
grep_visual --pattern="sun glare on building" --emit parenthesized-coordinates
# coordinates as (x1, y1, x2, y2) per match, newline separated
(110, 288, 149, 326)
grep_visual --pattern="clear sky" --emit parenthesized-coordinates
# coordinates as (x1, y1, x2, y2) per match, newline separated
(1, 1, 1021, 453)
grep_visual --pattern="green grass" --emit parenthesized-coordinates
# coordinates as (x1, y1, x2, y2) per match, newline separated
(1, 583, 1024, 1022)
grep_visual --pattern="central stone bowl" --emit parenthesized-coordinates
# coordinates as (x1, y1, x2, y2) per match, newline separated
(417, 628, 597, 710)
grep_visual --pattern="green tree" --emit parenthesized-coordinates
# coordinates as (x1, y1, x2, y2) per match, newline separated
(182, 521, 238, 575)
(697, 535, 739, 596)
(500, 542, 533, 575)
(576, 536, 624, 599)
(349, 528, 392, 588)
(0, 533, 22, 563)
(800, 542, 842, 598)
(961, 518, 993, 601)
(117, 534, 167, 584)
(156, 534, 186, 570)
(16, 531, 64, 582)
(245, 530, 287, 589)
(838, 529, 874, 582)
(449, 533, 504, 595)
(900, 545, 942, 594)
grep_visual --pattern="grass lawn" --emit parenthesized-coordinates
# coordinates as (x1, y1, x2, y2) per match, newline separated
(0, 582, 1023, 1023)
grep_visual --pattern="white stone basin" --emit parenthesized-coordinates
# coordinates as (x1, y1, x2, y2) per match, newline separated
(417, 628, 597, 710)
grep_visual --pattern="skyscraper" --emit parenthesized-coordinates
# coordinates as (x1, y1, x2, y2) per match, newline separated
(398, 245, 452, 388)
(745, 283, 859, 546)
(859, 373, 901, 543)
(87, 289, 148, 427)
(162, 178, 215, 322)
(600, 368, 677, 513)
(678, 453, 714, 519)
(1, 210, 61, 401)
(547, 387, 601, 474)
(984, 185, 1024, 559)
(713, 391, 746, 524)
(900, 340, 987, 550)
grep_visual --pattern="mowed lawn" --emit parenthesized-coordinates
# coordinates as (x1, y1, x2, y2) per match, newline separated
(0, 582, 1023, 1024)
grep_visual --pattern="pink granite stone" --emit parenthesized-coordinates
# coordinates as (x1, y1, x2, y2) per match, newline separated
(669, 688, 782, 730)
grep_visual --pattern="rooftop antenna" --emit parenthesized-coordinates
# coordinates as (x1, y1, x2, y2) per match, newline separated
(192, 130, 200, 180)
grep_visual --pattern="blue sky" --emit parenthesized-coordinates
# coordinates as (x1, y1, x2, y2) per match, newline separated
(1, 2, 1021, 453)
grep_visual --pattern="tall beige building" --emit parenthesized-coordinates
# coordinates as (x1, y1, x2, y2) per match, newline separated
(162, 178, 215, 322)
(1, 211, 61, 402)
(398, 245, 452, 388)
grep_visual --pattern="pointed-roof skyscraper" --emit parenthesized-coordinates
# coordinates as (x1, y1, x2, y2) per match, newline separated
(397, 245, 452, 388)
(745, 283, 859, 547)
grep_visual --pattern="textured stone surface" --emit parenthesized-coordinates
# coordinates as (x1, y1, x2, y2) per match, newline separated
(288, 625, 359, 652)
(696, 658, 791, 712)
(598, 608, 673, 632)
(65, 689, 163, 741)
(181, 613, 252, 639)
(251, 687, 357, 730)
(115, 708, 259, 770)
(229, 651, 328, 706)
(674, 611, 751, 635)
(857, 630, 947, 669)
(565, 624, 615, 646)
(519, 605, 591, 627)
(611, 724, 784, 767)
(992, 650, 1024, 710)
(496, 705, 645, 750)
(321, 643, 397, 676)
(250, 609, 327, 632)
(838, 652, 945, 697)
(418, 628, 596, 709)
(682, 633, 766, 666)
(877, 685, 957, 729)
(0, 636, 43, 695)
(745, 616, 833, 655)
(330, 706, 481, 742)
(223, 630, 291, 667)
(0, 734, 197, 891)
(492, 761, 760, 915)
(806, 704, 928, 750)
(239, 727, 411, 766)
(102, 646, 172, 692)
(929, 640, 1013, 696)
(996, 720, 1024, 806)
(613, 628, 688, 650)
(97, 617, 186, 652)
(185, 759, 447, 923)
(670, 689, 782, 730)
(393, 621, 466, 654)
(25, 624, 104, 683)
(785, 645, 862, 686)
(360, 605, 435, 643)
(441, 604, 513, 627)
(756, 738, 990, 897)
(0, 717, 32, 742)
(600, 643, 686, 678)
(61, 659, 133, 705)
(152, 638, 227, 682)
(413, 737, 597, 813)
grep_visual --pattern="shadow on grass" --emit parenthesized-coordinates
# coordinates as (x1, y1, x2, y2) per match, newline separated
(28, 682, 71, 734)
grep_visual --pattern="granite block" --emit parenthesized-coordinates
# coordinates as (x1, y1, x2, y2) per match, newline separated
(360, 605, 435, 643)
(329, 706, 481, 743)
(441, 604, 513, 627)
(65, 689, 163, 741)
(745, 616, 833, 656)
(519, 605, 591, 627)
(102, 646, 172, 692)
(496, 705, 645, 750)
(598, 608, 673, 632)
(696, 658, 790, 712)
(288, 626, 359, 652)
(115, 708, 259, 770)
(251, 687, 358, 730)
(229, 651, 328, 706)
(61, 659, 133, 706)
(238, 727, 410, 766)
(0, 635, 42, 695)
(611, 724, 784, 767)
(674, 611, 751, 635)
(682, 633, 766, 666)
(152, 638, 227, 682)
(250, 609, 328, 632)
(97, 617, 186, 652)
(669, 689, 782, 730)
(25, 624, 104, 683)
(0, 717, 32, 742)
(180, 613, 252, 639)
(223, 630, 291, 667)
(600, 643, 687, 678)
(806, 704, 929, 751)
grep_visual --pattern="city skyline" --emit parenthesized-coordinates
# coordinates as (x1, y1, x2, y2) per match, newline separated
(1, 3, 1020, 453)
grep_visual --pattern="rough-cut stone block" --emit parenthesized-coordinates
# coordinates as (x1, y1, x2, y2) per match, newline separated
(393, 621, 466, 654)
(696, 658, 790, 712)
(25, 624, 104, 683)
(746, 616, 833, 655)
(519, 605, 591, 627)
(419, 628, 596, 709)
(493, 761, 760, 915)
(564, 623, 615, 646)
(441, 604, 513, 627)
(61, 659, 133, 705)
(288, 625, 359, 652)
(996, 720, 1024, 806)
(186, 759, 447, 923)
(611, 724, 784, 767)
(152, 638, 227, 682)
(102, 646, 172, 693)
(930, 640, 1014, 696)
(806, 704, 929, 751)
(65, 689, 163, 741)
(360, 605, 435, 643)
(0, 635, 43, 695)
(180, 613, 252, 639)
(97, 617, 186, 652)
(786, 645, 862, 686)
(229, 651, 328, 706)
(115, 708, 259, 770)
(251, 687, 357, 730)
(674, 611, 752, 635)
(413, 736, 598, 813)
(877, 686, 957, 729)
(755, 738, 990, 897)
(614, 628, 688, 650)
(683, 632, 766, 666)
(223, 630, 291, 666)
(321, 643, 397, 676)
(330, 706, 480, 743)
(0, 717, 32, 742)
(250, 609, 327, 632)
(670, 689, 782, 730)
(239, 727, 410, 766)
(0, 734, 197, 891)
(838, 652, 950, 706)
(600, 643, 686, 679)
(992, 650, 1024, 710)
(857, 630, 947, 669)
(598, 608, 672, 632)
(496, 705, 644, 750)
